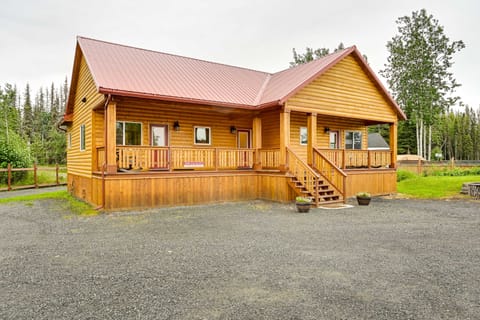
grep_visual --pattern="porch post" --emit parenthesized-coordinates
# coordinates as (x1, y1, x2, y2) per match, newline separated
(307, 112, 317, 166)
(105, 101, 117, 174)
(389, 121, 398, 169)
(279, 108, 291, 172)
(252, 117, 262, 170)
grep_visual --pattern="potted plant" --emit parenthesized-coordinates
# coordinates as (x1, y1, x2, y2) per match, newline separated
(356, 192, 371, 206)
(295, 196, 312, 212)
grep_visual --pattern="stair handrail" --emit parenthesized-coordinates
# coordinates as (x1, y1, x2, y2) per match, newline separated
(312, 148, 347, 200)
(286, 147, 320, 204)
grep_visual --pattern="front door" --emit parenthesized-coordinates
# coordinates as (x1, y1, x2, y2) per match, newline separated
(151, 124, 168, 147)
(237, 129, 251, 168)
(237, 129, 251, 149)
(329, 131, 339, 149)
(150, 124, 168, 169)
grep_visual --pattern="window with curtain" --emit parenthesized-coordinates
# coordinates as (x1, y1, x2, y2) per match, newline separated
(194, 126, 211, 145)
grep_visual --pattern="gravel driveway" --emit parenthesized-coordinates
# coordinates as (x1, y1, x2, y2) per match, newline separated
(0, 197, 479, 319)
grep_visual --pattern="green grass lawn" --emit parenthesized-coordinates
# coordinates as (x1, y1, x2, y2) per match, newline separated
(0, 191, 98, 215)
(398, 175, 480, 198)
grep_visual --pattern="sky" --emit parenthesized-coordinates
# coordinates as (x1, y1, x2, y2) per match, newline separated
(1, 0, 479, 108)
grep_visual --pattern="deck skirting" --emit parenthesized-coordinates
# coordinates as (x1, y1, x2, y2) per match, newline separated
(69, 171, 295, 210)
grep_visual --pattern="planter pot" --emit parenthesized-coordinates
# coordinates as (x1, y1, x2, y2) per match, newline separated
(356, 196, 371, 206)
(296, 202, 311, 213)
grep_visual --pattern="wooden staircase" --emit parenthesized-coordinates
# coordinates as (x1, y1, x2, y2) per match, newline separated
(287, 175, 342, 206)
(286, 147, 344, 207)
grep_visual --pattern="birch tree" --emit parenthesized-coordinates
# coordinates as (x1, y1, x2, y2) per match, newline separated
(381, 9, 464, 160)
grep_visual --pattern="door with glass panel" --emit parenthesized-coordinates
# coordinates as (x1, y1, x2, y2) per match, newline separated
(329, 131, 339, 149)
(237, 129, 251, 168)
(150, 124, 169, 169)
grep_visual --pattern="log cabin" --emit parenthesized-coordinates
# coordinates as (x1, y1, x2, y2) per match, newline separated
(63, 37, 406, 210)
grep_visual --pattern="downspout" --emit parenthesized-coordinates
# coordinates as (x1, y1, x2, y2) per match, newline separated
(95, 94, 112, 210)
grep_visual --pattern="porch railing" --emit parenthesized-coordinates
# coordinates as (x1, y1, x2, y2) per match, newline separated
(286, 147, 320, 204)
(312, 148, 347, 196)
(117, 146, 169, 170)
(259, 148, 280, 169)
(316, 149, 392, 169)
(108, 146, 255, 171)
(96, 146, 390, 172)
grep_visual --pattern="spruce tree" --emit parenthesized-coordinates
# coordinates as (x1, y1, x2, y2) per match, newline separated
(22, 84, 34, 143)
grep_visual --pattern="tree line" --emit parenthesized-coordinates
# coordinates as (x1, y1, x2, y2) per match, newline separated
(2, 8, 479, 171)
(0, 80, 68, 169)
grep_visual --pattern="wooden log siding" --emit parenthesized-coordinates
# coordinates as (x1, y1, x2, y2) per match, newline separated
(111, 98, 253, 148)
(286, 55, 398, 124)
(260, 109, 280, 148)
(67, 56, 104, 178)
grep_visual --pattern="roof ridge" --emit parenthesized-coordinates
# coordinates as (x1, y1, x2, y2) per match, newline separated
(77, 36, 271, 76)
(253, 74, 272, 105)
(271, 47, 354, 76)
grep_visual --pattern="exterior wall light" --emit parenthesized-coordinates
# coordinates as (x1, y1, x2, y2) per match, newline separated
(173, 121, 180, 131)
(230, 126, 237, 134)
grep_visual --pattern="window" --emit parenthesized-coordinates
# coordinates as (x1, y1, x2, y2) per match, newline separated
(80, 124, 86, 151)
(300, 127, 307, 145)
(116, 121, 142, 145)
(194, 126, 211, 145)
(345, 131, 362, 150)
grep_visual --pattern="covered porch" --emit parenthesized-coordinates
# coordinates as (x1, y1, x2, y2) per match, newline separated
(95, 146, 393, 173)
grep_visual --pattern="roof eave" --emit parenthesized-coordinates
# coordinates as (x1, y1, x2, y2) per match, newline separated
(98, 87, 260, 110)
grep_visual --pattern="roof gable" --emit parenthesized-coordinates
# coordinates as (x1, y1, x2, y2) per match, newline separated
(66, 37, 405, 120)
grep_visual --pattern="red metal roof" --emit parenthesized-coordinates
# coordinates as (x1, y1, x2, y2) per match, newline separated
(70, 37, 405, 119)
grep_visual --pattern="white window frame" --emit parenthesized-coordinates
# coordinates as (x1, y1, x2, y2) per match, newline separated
(194, 126, 211, 145)
(345, 131, 362, 150)
(116, 121, 143, 146)
(299, 127, 308, 145)
(80, 124, 86, 151)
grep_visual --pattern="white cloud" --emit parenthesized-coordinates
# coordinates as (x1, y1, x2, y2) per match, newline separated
(1, 0, 479, 107)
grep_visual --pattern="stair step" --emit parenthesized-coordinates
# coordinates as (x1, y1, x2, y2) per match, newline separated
(321, 196, 340, 201)
(318, 190, 335, 196)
